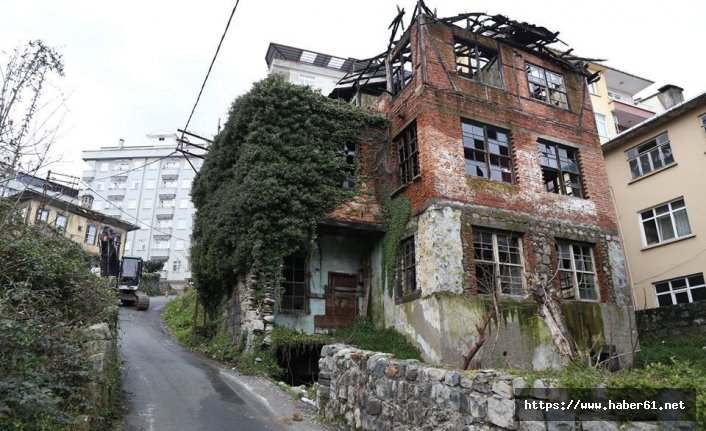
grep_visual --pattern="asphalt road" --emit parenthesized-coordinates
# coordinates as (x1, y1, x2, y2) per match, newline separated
(120, 296, 333, 431)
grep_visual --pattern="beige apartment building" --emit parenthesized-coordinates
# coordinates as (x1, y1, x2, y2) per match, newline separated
(603, 91, 706, 310)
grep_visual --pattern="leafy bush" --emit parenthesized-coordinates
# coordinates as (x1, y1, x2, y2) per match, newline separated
(143, 259, 165, 274)
(0, 202, 119, 430)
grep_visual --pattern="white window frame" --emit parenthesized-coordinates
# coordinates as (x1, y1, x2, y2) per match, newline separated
(626, 133, 674, 179)
(556, 241, 598, 301)
(594, 113, 609, 140)
(654, 274, 705, 306)
(639, 198, 692, 246)
(99, 162, 109, 172)
(55, 214, 68, 231)
(137, 239, 146, 250)
(473, 230, 525, 296)
(160, 199, 175, 208)
(172, 259, 182, 272)
(130, 181, 140, 190)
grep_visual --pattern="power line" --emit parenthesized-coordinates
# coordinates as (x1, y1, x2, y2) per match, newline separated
(89, 150, 179, 182)
(180, 0, 241, 139)
(83, 183, 191, 243)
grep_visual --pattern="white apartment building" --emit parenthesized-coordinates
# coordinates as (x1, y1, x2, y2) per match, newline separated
(81, 131, 206, 283)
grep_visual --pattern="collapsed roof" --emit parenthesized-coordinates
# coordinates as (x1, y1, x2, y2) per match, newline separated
(335, 1, 602, 96)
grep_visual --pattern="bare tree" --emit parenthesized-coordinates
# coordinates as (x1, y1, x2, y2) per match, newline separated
(0, 40, 65, 179)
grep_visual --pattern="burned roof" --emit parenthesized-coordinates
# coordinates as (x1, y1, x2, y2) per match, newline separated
(336, 1, 602, 93)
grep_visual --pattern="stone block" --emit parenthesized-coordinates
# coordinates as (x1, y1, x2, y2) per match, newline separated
(581, 421, 619, 431)
(423, 367, 446, 382)
(445, 371, 461, 386)
(488, 396, 517, 429)
(492, 380, 513, 399)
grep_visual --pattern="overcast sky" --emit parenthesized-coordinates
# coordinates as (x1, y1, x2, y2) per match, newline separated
(2, 0, 703, 178)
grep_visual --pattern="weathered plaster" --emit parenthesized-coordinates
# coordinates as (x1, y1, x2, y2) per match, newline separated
(417, 205, 464, 296)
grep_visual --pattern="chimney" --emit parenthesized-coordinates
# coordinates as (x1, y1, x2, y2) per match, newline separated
(80, 193, 94, 209)
(657, 85, 684, 109)
(118, 138, 125, 149)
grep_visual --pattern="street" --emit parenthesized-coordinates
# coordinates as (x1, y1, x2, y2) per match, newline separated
(119, 296, 332, 431)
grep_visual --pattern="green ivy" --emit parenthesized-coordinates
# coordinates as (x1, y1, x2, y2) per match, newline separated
(381, 196, 411, 295)
(191, 74, 388, 313)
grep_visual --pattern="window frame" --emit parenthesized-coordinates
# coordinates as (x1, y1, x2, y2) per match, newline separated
(390, 39, 413, 96)
(55, 214, 68, 231)
(626, 133, 674, 179)
(453, 38, 503, 88)
(654, 273, 705, 307)
(395, 122, 420, 186)
(85, 224, 97, 245)
(36, 207, 50, 223)
(526, 63, 569, 110)
(538, 139, 584, 198)
(639, 198, 692, 246)
(280, 253, 308, 313)
(556, 241, 599, 301)
(461, 119, 514, 183)
(472, 229, 524, 296)
(397, 236, 417, 296)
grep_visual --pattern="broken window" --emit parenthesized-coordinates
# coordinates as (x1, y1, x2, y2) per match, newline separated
(626, 133, 674, 179)
(557, 241, 598, 300)
(539, 140, 583, 198)
(454, 39, 503, 88)
(397, 236, 417, 294)
(526, 63, 568, 109)
(85, 224, 97, 245)
(654, 273, 706, 307)
(640, 198, 692, 246)
(281, 253, 307, 312)
(390, 40, 412, 96)
(462, 120, 513, 183)
(473, 230, 524, 296)
(340, 142, 357, 190)
(396, 122, 420, 185)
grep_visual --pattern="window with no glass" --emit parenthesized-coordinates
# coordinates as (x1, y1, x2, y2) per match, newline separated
(395, 122, 420, 185)
(462, 120, 513, 183)
(640, 198, 692, 246)
(627, 133, 674, 179)
(281, 253, 307, 312)
(654, 274, 705, 306)
(453, 39, 503, 88)
(397, 236, 417, 295)
(526, 63, 568, 109)
(473, 230, 524, 296)
(539, 140, 583, 198)
(557, 241, 598, 300)
(390, 40, 412, 96)
(340, 142, 357, 190)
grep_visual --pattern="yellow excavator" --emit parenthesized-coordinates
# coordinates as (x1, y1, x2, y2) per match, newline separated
(99, 226, 150, 311)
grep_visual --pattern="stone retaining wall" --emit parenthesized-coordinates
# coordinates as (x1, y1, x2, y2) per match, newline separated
(636, 301, 706, 340)
(318, 344, 667, 431)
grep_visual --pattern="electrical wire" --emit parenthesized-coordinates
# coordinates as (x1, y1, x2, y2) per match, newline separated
(88, 150, 179, 182)
(180, 0, 241, 138)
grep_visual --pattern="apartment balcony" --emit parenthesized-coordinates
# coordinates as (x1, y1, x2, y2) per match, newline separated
(149, 250, 170, 259)
(610, 99, 655, 132)
(82, 170, 95, 182)
(160, 169, 179, 179)
(154, 207, 175, 218)
(158, 189, 177, 199)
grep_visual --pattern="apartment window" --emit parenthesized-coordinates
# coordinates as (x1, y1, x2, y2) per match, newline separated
(115, 160, 130, 171)
(341, 142, 357, 190)
(453, 39, 503, 88)
(640, 198, 692, 246)
(179, 199, 189, 209)
(526, 63, 568, 109)
(391, 40, 412, 95)
(298, 74, 315, 87)
(157, 219, 172, 228)
(99, 162, 109, 172)
(462, 120, 513, 183)
(172, 260, 182, 272)
(607, 91, 622, 101)
(55, 214, 68, 231)
(130, 181, 140, 190)
(145, 180, 155, 189)
(473, 230, 524, 295)
(397, 236, 417, 294)
(626, 133, 674, 179)
(154, 240, 170, 250)
(594, 113, 609, 141)
(395, 122, 420, 185)
(557, 241, 598, 300)
(160, 199, 175, 208)
(163, 160, 179, 170)
(176, 219, 187, 229)
(587, 79, 598, 94)
(143, 199, 153, 209)
(96, 182, 106, 191)
(127, 199, 137, 210)
(539, 140, 583, 198)
(281, 253, 307, 312)
(36, 207, 50, 223)
(162, 179, 177, 189)
(175, 240, 184, 250)
(137, 239, 146, 251)
(85, 225, 97, 245)
(700, 114, 706, 130)
(655, 274, 706, 306)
